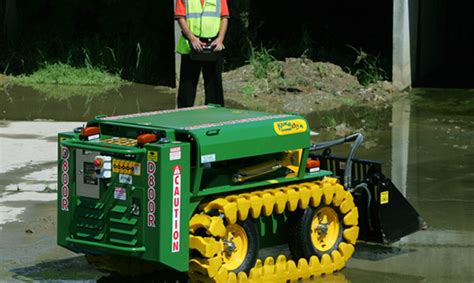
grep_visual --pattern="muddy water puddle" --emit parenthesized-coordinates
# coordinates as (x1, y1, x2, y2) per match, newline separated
(0, 88, 473, 282)
(1, 83, 176, 121)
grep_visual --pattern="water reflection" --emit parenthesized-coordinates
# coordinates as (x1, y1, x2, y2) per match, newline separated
(391, 96, 411, 195)
(0, 83, 176, 121)
(346, 89, 474, 282)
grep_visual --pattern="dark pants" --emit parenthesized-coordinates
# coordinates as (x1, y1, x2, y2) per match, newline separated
(177, 54, 224, 108)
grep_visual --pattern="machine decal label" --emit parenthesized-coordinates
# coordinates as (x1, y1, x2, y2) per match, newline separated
(84, 162, 98, 185)
(273, 119, 308, 135)
(60, 146, 70, 212)
(147, 151, 158, 162)
(119, 174, 133, 185)
(380, 191, 389, 204)
(147, 161, 156, 228)
(172, 165, 181, 253)
(170, 147, 181, 161)
(201, 154, 216, 163)
(114, 187, 126, 200)
(113, 160, 141, 176)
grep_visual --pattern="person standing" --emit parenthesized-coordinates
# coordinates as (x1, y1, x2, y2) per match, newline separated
(175, 0, 229, 108)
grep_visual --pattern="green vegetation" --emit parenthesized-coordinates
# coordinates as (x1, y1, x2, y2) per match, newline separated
(0, 0, 175, 86)
(12, 63, 126, 86)
(242, 84, 256, 96)
(7, 62, 128, 99)
(247, 46, 278, 79)
(347, 45, 388, 86)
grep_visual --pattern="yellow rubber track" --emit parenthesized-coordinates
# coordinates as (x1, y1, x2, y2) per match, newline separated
(188, 177, 359, 283)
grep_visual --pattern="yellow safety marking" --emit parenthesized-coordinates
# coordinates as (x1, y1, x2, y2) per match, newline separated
(189, 178, 359, 283)
(380, 191, 389, 204)
(343, 226, 359, 245)
(147, 151, 158, 162)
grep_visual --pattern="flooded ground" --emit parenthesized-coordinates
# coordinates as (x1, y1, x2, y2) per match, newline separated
(0, 84, 176, 121)
(0, 85, 473, 282)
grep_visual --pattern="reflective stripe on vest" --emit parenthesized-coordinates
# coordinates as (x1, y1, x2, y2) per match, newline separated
(176, 0, 221, 54)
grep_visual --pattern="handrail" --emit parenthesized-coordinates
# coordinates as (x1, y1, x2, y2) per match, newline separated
(61, 140, 146, 155)
(309, 133, 365, 188)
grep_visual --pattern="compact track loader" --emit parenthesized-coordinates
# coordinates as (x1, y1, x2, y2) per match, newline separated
(57, 105, 425, 282)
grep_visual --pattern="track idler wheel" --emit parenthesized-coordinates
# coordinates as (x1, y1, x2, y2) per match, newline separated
(221, 218, 259, 273)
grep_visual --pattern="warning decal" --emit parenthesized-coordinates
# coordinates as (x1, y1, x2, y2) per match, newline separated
(170, 147, 181, 161)
(380, 191, 389, 204)
(171, 165, 181, 253)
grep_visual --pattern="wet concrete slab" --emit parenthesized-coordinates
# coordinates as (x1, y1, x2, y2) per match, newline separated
(0, 89, 473, 282)
(0, 121, 106, 280)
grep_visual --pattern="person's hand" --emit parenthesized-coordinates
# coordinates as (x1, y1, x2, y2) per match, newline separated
(190, 36, 205, 52)
(211, 38, 224, 52)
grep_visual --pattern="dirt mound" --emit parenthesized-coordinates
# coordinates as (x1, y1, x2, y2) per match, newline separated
(221, 57, 398, 114)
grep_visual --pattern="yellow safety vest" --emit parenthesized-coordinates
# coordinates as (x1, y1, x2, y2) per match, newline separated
(176, 0, 221, 54)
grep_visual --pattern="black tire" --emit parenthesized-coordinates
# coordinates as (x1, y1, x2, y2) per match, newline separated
(225, 218, 260, 274)
(288, 205, 344, 260)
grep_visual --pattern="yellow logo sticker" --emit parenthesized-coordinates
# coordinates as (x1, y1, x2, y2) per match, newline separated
(274, 119, 308, 135)
(147, 151, 158, 162)
(380, 191, 389, 204)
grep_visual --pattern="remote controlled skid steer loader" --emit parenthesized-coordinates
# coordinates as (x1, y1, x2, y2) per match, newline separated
(57, 105, 425, 282)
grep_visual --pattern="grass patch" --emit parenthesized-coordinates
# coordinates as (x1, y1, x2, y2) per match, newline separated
(7, 63, 128, 99)
(247, 46, 279, 79)
(242, 83, 256, 96)
(12, 63, 126, 86)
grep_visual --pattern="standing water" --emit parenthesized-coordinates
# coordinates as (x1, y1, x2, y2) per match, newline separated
(0, 86, 473, 282)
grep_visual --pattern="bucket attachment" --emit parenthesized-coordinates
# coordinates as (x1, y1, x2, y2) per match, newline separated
(316, 153, 426, 244)
(353, 173, 425, 244)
